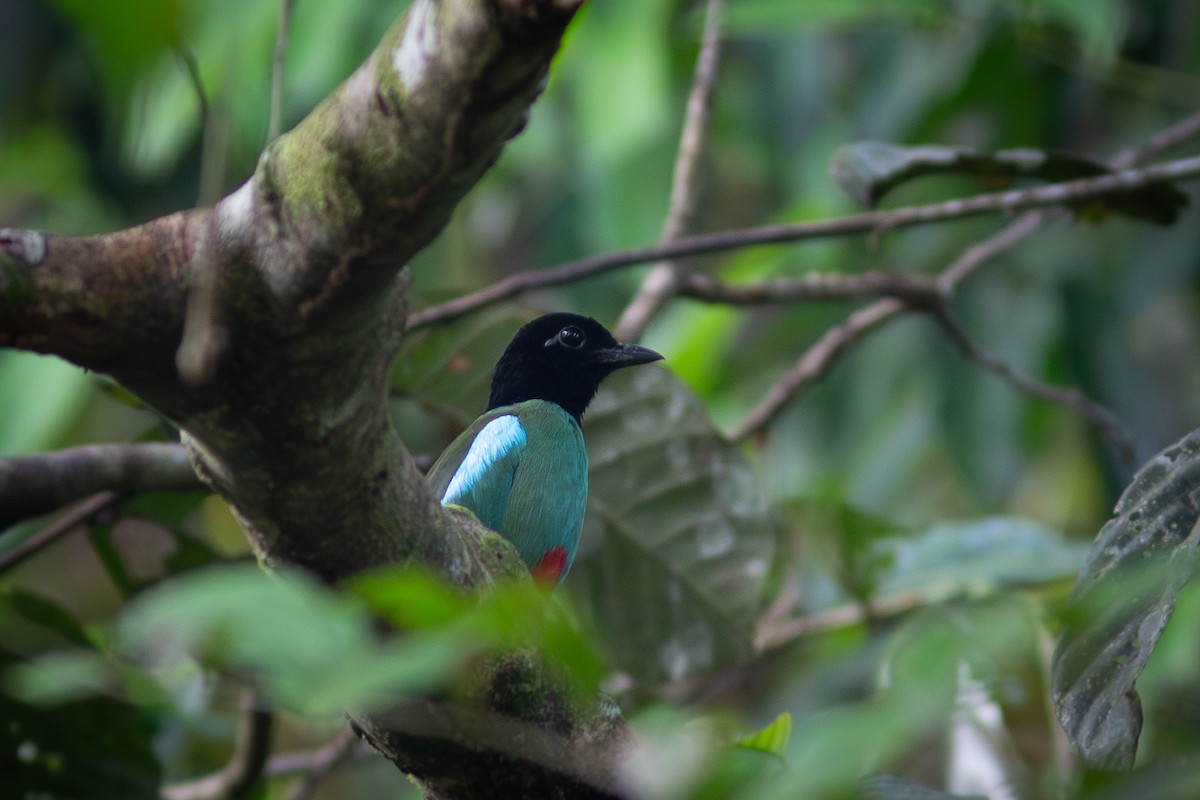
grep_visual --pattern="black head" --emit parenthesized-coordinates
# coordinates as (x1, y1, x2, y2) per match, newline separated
(487, 313, 663, 421)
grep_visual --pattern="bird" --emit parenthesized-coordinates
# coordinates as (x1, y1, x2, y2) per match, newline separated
(426, 313, 663, 589)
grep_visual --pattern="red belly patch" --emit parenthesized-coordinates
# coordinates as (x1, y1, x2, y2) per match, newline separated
(531, 546, 568, 590)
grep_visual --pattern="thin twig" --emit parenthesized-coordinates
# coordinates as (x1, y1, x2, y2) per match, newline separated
(0, 492, 119, 573)
(727, 212, 1059, 441)
(937, 207, 1059, 291)
(282, 728, 364, 800)
(265, 729, 373, 780)
(730, 298, 906, 441)
(680, 270, 939, 306)
(753, 590, 927, 652)
(1111, 110, 1200, 170)
(729, 112, 1200, 440)
(163, 689, 275, 800)
(175, 42, 232, 384)
(164, 690, 274, 800)
(268, 0, 296, 142)
(931, 305, 1136, 466)
(616, 0, 724, 341)
(408, 152, 1200, 330)
(177, 47, 227, 208)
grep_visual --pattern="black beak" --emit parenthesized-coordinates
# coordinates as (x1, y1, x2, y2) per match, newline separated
(593, 342, 664, 369)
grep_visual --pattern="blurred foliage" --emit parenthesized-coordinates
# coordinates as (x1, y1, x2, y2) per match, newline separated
(3, 0, 1200, 797)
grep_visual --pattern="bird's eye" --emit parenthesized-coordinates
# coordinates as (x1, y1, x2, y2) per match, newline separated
(556, 325, 586, 349)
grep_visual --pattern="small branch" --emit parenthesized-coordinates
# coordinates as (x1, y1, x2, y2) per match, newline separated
(730, 298, 906, 441)
(680, 270, 939, 306)
(753, 590, 927, 652)
(282, 728, 363, 800)
(268, 0, 296, 142)
(264, 729, 372, 780)
(409, 152, 1200, 330)
(616, 0, 724, 341)
(1110, 109, 1200, 170)
(0, 443, 200, 530)
(931, 306, 1136, 467)
(727, 115, 1200, 441)
(177, 46, 228, 208)
(0, 492, 119, 573)
(937, 207, 1059, 292)
(164, 690, 275, 800)
(725, 211, 1063, 441)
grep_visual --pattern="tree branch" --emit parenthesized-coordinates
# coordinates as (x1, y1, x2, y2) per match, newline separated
(931, 306, 1136, 466)
(0, 492, 120, 574)
(680, 270, 939, 306)
(408, 152, 1200, 329)
(264, 728, 371, 783)
(280, 728, 364, 800)
(0, 443, 200, 531)
(727, 110, 1200, 440)
(730, 298, 907, 441)
(615, 0, 724, 341)
(268, 0, 296, 144)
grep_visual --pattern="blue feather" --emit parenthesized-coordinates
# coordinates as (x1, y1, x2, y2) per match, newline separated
(442, 414, 526, 531)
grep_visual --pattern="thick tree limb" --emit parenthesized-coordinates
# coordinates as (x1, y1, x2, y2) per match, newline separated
(0, 443, 200, 530)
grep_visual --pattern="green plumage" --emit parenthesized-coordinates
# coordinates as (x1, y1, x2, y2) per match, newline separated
(426, 400, 588, 578)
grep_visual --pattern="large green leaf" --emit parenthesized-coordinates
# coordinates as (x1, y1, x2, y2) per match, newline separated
(573, 367, 775, 683)
(874, 517, 1090, 600)
(1052, 428, 1200, 769)
(112, 563, 467, 717)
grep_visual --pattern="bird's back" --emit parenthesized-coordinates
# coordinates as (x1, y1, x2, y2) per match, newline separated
(427, 400, 588, 583)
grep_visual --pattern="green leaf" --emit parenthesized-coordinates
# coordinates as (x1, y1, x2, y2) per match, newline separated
(829, 141, 1189, 224)
(0, 352, 92, 456)
(354, 566, 607, 693)
(352, 567, 473, 629)
(1052, 428, 1200, 769)
(0, 653, 161, 799)
(736, 712, 792, 757)
(115, 563, 468, 716)
(573, 367, 775, 683)
(3, 588, 93, 648)
(873, 517, 1090, 600)
(4, 650, 115, 706)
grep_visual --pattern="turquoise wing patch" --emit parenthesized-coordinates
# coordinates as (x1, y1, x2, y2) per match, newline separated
(441, 415, 526, 531)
